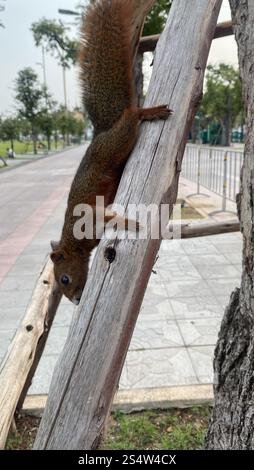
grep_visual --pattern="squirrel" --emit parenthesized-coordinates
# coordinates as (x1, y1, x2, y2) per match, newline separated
(50, 0, 172, 305)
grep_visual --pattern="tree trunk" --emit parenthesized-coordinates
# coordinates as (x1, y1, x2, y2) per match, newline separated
(134, 52, 144, 107)
(224, 94, 232, 146)
(47, 134, 51, 152)
(54, 131, 58, 150)
(223, 115, 231, 146)
(32, 130, 37, 155)
(205, 0, 254, 450)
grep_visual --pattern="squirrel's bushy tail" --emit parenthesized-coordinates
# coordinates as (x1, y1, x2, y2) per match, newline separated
(79, 0, 135, 136)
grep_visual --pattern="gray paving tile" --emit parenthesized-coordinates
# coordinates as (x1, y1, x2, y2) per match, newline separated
(119, 348, 198, 389)
(0, 290, 31, 309)
(189, 253, 230, 268)
(182, 238, 220, 255)
(7, 263, 42, 277)
(53, 303, 76, 327)
(224, 252, 243, 265)
(194, 263, 240, 280)
(0, 307, 26, 329)
(43, 326, 70, 355)
(14, 254, 47, 266)
(28, 355, 59, 395)
(206, 278, 240, 297)
(216, 296, 232, 309)
(140, 298, 174, 321)
(157, 256, 201, 281)
(209, 241, 242, 254)
(21, 245, 50, 256)
(142, 283, 170, 303)
(165, 279, 212, 299)
(159, 240, 186, 256)
(170, 296, 224, 320)
(177, 318, 221, 347)
(130, 319, 184, 351)
(209, 233, 242, 244)
(0, 329, 16, 363)
(0, 275, 36, 292)
(187, 346, 215, 384)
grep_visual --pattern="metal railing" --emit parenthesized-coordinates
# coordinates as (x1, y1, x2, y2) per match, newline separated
(181, 144, 244, 212)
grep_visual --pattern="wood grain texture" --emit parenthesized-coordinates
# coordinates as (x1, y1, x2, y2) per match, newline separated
(34, 0, 222, 450)
(130, 0, 156, 59)
(139, 21, 233, 53)
(0, 259, 62, 449)
(168, 219, 240, 239)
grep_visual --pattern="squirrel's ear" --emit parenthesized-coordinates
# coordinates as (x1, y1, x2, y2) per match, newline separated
(50, 240, 60, 251)
(50, 250, 65, 264)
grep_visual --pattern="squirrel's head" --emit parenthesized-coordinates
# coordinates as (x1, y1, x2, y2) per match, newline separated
(50, 241, 89, 305)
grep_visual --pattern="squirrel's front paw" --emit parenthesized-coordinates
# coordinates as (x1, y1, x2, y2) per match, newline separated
(155, 105, 173, 120)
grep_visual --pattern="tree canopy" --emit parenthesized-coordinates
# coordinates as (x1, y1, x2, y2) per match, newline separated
(0, 117, 20, 151)
(15, 68, 48, 153)
(143, 0, 172, 36)
(31, 19, 77, 68)
(201, 64, 243, 145)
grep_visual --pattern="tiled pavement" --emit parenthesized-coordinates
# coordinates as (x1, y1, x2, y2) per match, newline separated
(0, 146, 242, 396)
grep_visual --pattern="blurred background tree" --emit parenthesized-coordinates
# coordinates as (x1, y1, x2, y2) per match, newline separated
(201, 64, 243, 146)
(0, 117, 20, 152)
(15, 68, 47, 154)
(143, 0, 172, 36)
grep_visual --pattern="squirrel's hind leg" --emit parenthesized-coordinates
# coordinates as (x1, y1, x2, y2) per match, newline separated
(105, 211, 141, 233)
(139, 105, 173, 121)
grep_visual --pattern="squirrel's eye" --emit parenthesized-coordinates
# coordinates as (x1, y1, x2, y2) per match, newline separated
(61, 275, 71, 286)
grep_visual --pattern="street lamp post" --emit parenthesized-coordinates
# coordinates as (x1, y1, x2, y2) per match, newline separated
(42, 46, 47, 90)
(58, 9, 80, 17)
(36, 46, 48, 107)
(62, 65, 68, 110)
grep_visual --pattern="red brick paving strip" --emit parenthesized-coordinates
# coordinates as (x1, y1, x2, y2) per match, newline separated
(0, 185, 69, 284)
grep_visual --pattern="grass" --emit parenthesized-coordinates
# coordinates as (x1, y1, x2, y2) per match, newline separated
(6, 407, 210, 450)
(102, 407, 210, 450)
(0, 140, 64, 157)
(175, 199, 203, 220)
(6, 415, 40, 450)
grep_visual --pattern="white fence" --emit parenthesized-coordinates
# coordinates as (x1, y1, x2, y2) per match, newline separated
(181, 144, 244, 212)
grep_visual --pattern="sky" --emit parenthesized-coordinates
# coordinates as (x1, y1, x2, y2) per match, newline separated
(0, 0, 238, 117)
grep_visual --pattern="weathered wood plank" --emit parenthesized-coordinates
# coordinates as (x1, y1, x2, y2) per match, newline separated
(139, 21, 233, 53)
(168, 219, 240, 239)
(0, 259, 62, 449)
(34, 0, 222, 450)
(130, 0, 156, 58)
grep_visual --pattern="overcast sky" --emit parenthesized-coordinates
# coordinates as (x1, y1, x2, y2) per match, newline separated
(0, 0, 238, 117)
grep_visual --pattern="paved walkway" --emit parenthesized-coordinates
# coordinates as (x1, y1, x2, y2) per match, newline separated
(0, 147, 242, 398)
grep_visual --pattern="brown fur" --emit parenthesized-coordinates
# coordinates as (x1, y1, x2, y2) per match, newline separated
(50, 1, 172, 304)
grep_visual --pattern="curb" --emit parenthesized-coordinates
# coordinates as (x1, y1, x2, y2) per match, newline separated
(23, 384, 214, 416)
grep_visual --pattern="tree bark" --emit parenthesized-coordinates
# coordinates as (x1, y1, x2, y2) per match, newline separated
(32, 131, 37, 155)
(47, 134, 51, 152)
(134, 52, 144, 107)
(205, 0, 254, 450)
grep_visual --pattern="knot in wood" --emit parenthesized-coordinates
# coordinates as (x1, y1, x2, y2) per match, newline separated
(104, 247, 116, 264)
(26, 324, 33, 332)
